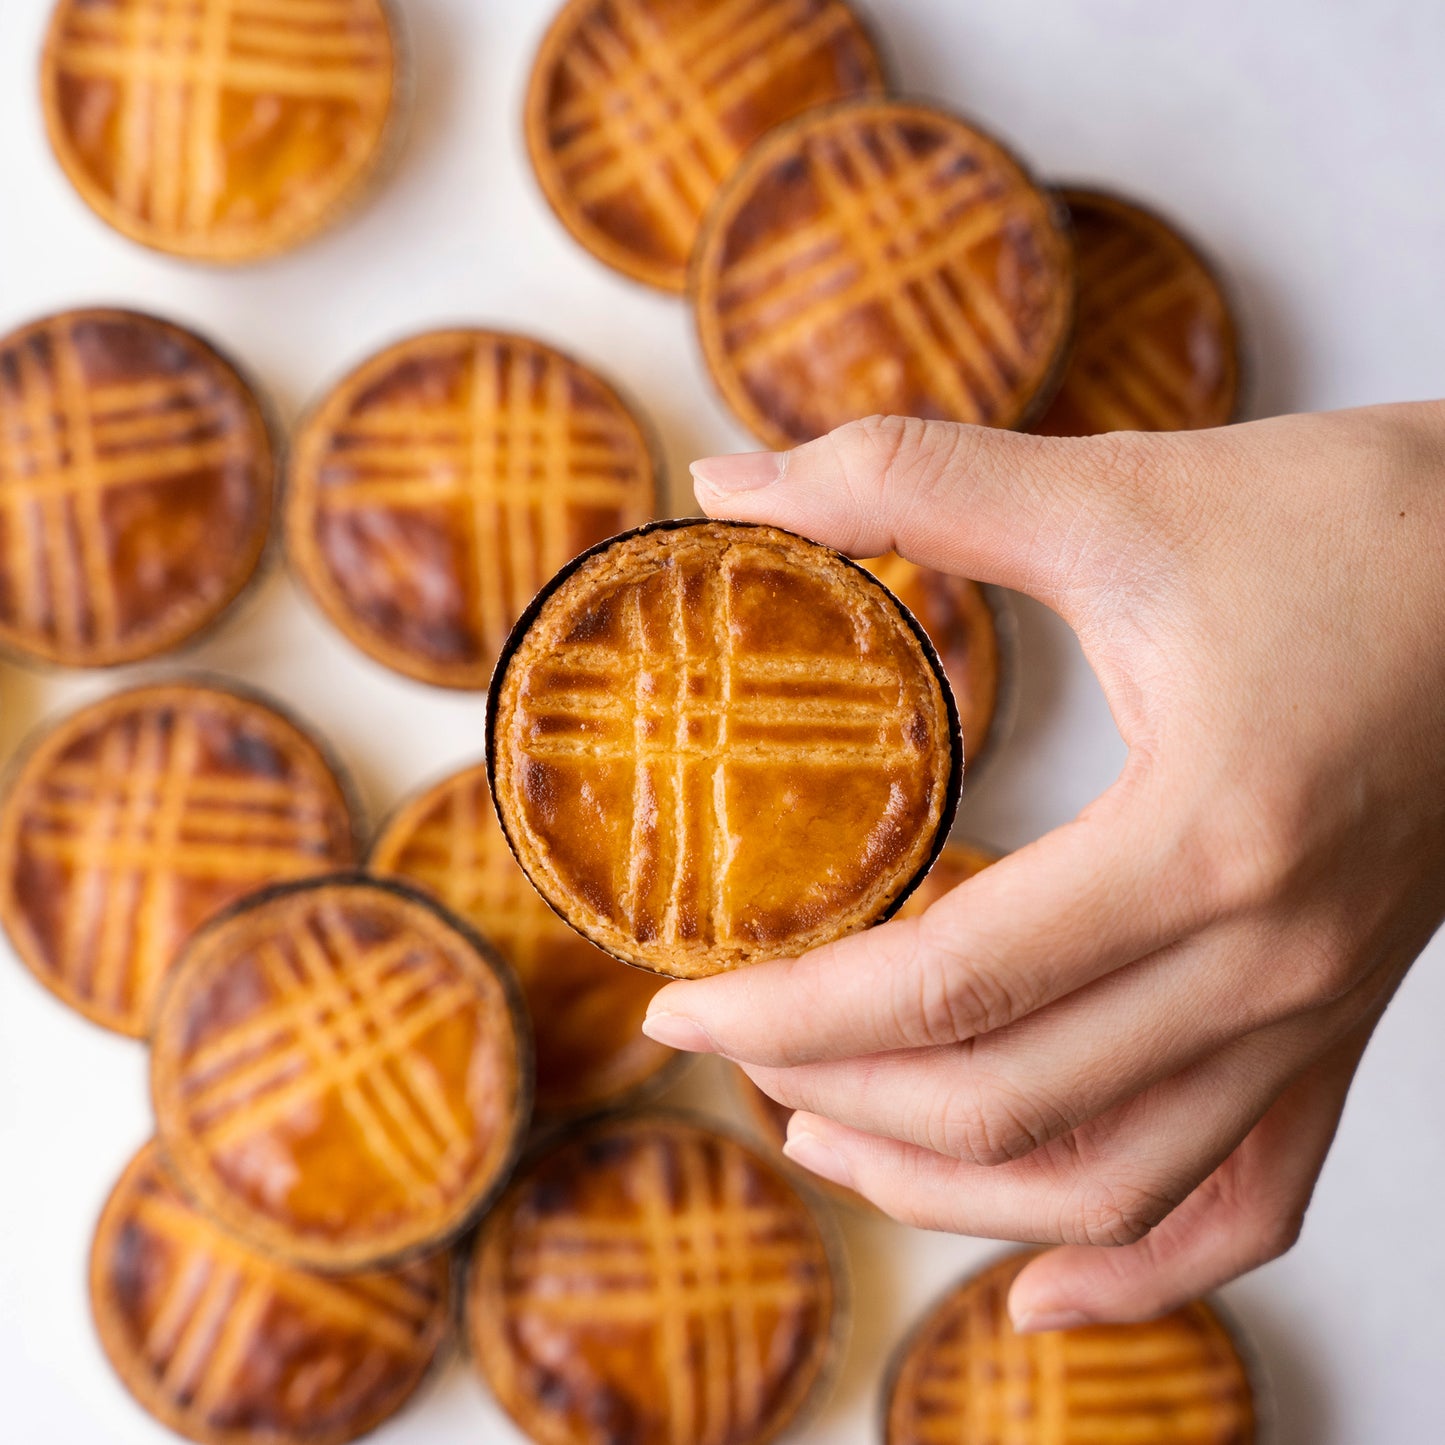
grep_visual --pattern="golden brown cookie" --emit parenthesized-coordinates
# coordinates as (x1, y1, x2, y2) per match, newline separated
(0, 681, 356, 1037)
(1035, 188, 1241, 436)
(693, 99, 1074, 447)
(861, 555, 1001, 762)
(526, 0, 886, 292)
(467, 1113, 844, 1445)
(370, 761, 675, 1117)
(286, 329, 658, 689)
(90, 1141, 450, 1445)
(151, 875, 531, 1271)
(488, 520, 961, 978)
(0, 308, 273, 667)
(885, 1251, 1256, 1445)
(42, 0, 398, 262)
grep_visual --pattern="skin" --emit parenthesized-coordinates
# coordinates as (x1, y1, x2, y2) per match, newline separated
(640, 405, 1445, 1329)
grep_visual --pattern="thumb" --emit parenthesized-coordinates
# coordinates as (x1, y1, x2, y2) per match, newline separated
(690, 415, 1159, 601)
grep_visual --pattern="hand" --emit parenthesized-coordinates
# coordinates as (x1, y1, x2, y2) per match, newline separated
(641, 405, 1445, 1326)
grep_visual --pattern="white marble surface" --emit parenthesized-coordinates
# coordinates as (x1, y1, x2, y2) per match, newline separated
(0, 1, 1442, 1441)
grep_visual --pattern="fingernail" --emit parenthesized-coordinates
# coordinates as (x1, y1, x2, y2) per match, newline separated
(1010, 1307, 1092, 1335)
(690, 451, 785, 496)
(639, 1011, 719, 1053)
(782, 1131, 855, 1191)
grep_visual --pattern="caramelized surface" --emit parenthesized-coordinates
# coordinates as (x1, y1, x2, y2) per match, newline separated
(0, 308, 272, 666)
(862, 556, 1001, 762)
(468, 1114, 840, 1445)
(43, 0, 396, 262)
(151, 877, 529, 1271)
(287, 329, 657, 688)
(886, 1252, 1256, 1445)
(1036, 189, 1240, 436)
(694, 100, 1075, 447)
(91, 1142, 450, 1445)
(490, 522, 957, 978)
(0, 683, 355, 1037)
(526, 0, 885, 292)
(371, 762, 674, 1115)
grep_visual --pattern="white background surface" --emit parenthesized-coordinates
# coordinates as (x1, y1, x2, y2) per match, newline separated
(1, 0, 1443, 1441)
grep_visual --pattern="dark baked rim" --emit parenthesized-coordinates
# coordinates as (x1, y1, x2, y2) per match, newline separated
(1041, 182, 1248, 427)
(282, 324, 668, 691)
(462, 1105, 853, 1445)
(39, 0, 408, 266)
(88, 1139, 456, 1445)
(688, 94, 1078, 449)
(876, 1246, 1266, 1445)
(521, 0, 896, 294)
(363, 756, 694, 1119)
(0, 305, 279, 671)
(483, 516, 965, 977)
(0, 673, 365, 1039)
(148, 870, 536, 1273)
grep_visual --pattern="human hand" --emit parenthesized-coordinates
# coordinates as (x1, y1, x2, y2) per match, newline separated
(641, 404, 1445, 1326)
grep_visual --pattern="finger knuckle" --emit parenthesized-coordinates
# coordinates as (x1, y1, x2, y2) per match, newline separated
(910, 916, 1024, 1045)
(933, 1083, 1051, 1166)
(1069, 1180, 1175, 1248)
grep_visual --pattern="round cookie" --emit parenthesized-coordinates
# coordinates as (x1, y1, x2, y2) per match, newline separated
(526, 0, 886, 292)
(884, 1251, 1257, 1445)
(42, 0, 398, 262)
(0, 681, 356, 1037)
(91, 1141, 451, 1445)
(693, 99, 1074, 447)
(1035, 188, 1241, 436)
(286, 329, 658, 689)
(0, 308, 273, 667)
(151, 875, 532, 1271)
(488, 519, 961, 978)
(370, 761, 676, 1116)
(467, 1113, 844, 1445)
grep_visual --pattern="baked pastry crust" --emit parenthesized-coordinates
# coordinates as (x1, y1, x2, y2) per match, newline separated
(693, 99, 1075, 447)
(1035, 188, 1241, 436)
(489, 519, 960, 978)
(466, 1113, 844, 1445)
(0, 308, 273, 667)
(370, 761, 676, 1116)
(0, 680, 356, 1037)
(286, 329, 658, 689)
(884, 1251, 1257, 1445)
(42, 0, 398, 262)
(151, 875, 531, 1271)
(525, 0, 886, 292)
(90, 1141, 451, 1445)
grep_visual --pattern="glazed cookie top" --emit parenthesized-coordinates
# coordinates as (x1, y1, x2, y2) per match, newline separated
(526, 0, 885, 291)
(0, 308, 273, 667)
(489, 521, 959, 978)
(694, 99, 1074, 447)
(42, 0, 397, 261)
(151, 876, 531, 1271)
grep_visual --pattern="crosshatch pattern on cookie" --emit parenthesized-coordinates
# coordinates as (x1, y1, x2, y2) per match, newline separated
(90, 1142, 451, 1445)
(0, 309, 272, 666)
(43, 0, 396, 261)
(0, 683, 355, 1037)
(1035, 189, 1241, 436)
(490, 522, 956, 977)
(151, 879, 529, 1270)
(371, 762, 673, 1116)
(469, 1116, 840, 1445)
(527, 0, 885, 291)
(287, 330, 657, 688)
(694, 100, 1075, 447)
(885, 1252, 1257, 1445)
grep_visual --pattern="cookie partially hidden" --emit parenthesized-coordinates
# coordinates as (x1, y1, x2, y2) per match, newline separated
(467, 1113, 844, 1445)
(151, 875, 531, 1271)
(488, 520, 960, 978)
(91, 1142, 451, 1445)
